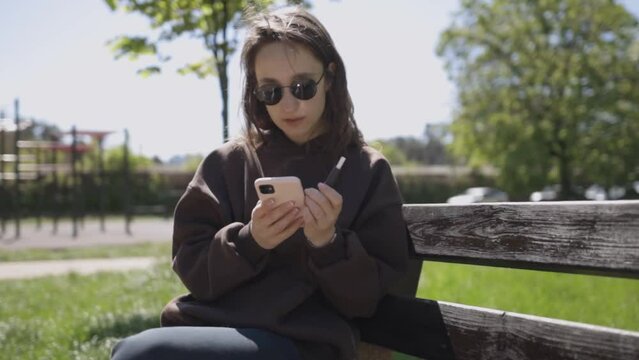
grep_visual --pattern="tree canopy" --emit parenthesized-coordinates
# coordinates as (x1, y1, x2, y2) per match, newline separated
(103, 0, 306, 142)
(438, 0, 639, 198)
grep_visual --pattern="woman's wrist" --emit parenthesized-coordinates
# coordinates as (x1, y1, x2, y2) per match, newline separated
(307, 230, 337, 248)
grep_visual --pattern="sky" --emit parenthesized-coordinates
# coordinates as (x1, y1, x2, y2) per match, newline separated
(1, 0, 638, 161)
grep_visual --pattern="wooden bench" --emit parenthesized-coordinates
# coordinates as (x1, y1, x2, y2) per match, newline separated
(357, 200, 639, 359)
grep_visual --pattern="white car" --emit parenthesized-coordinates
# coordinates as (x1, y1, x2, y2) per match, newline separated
(447, 187, 509, 204)
(585, 184, 607, 201)
(530, 185, 561, 202)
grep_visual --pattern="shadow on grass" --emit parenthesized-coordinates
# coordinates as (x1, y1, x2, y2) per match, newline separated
(86, 312, 160, 340)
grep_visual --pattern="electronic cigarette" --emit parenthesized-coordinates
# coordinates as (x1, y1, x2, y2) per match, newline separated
(324, 156, 346, 187)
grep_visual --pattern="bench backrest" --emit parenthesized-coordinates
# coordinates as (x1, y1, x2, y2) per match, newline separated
(401, 200, 639, 360)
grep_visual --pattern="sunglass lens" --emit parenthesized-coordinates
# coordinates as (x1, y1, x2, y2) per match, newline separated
(257, 86, 282, 105)
(292, 80, 317, 100)
(256, 76, 320, 105)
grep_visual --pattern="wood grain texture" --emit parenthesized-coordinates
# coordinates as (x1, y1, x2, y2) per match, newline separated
(437, 301, 639, 360)
(402, 200, 639, 278)
(357, 342, 392, 360)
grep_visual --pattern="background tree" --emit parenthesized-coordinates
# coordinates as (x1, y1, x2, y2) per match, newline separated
(438, 0, 639, 199)
(380, 124, 452, 166)
(422, 123, 452, 165)
(103, 0, 307, 143)
(369, 140, 411, 166)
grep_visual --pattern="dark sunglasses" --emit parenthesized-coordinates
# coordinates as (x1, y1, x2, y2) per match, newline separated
(254, 70, 326, 106)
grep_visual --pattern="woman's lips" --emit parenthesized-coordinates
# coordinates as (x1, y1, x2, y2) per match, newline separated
(284, 117, 304, 125)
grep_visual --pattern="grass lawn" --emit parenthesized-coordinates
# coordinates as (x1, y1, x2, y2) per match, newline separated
(0, 242, 170, 262)
(0, 244, 637, 359)
(0, 259, 185, 360)
(418, 261, 639, 331)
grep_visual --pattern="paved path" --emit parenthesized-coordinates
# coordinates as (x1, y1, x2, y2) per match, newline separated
(0, 217, 173, 280)
(0, 217, 173, 250)
(0, 257, 159, 280)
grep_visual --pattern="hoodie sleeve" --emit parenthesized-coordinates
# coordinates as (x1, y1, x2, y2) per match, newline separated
(307, 153, 409, 318)
(171, 150, 270, 302)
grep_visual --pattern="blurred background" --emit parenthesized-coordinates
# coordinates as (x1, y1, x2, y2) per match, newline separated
(2, 0, 636, 215)
(1, 1, 638, 359)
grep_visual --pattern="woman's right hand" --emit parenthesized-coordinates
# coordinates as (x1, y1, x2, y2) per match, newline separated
(250, 199, 304, 249)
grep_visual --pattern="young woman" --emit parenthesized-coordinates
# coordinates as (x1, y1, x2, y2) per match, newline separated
(112, 6, 408, 360)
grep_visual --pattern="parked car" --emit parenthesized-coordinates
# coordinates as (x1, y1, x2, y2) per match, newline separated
(585, 184, 608, 201)
(531, 183, 634, 201)
(606, 185, 627, 200)
(446, 187, 509, 204)
(529, 184, 561, 202)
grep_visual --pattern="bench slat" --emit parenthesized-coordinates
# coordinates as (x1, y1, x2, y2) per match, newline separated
(403, 201, 639, 278)
(439, 301, 639, 360)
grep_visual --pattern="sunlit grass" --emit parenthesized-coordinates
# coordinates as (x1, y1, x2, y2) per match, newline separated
(0, 260, 185, 360)
(394, 262, 639, 359)
(0, 241, 170, 262)
(417, 261, 639, 331)
(1, 245, 637, 359)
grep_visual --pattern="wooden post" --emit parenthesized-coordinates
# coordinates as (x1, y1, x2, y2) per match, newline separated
(123, 128, 132, 235)
(71, 126, 78, 238)
(97, 135, 105, 232)
(35, 145, 42, 230)
(50, 142, 58, 235)
(13, 99, 20, 239)
(0, 127, 5, 236)
(78, 143, 85, 230)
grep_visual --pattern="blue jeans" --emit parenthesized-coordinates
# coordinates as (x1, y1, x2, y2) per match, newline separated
(111, 326, 301, 360)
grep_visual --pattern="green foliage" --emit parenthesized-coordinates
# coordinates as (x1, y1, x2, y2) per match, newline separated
(182, 153, 205, 172)
(104, 0, 249, 74)
(397, 177, 457, 204)
(107, 36, 158, 61)
(369, 140, 411, 166)
(370, 124, 454, 167)
(419, 261, 639, 331)
(0, 135, 175, 216)
(396, 173, 493, 203)
(137, 65, 162, 77)
(0, 248, 636, 358)
(103, 146, 153, 172)
(438, 0, 639, 198)
(103, 0, 311, 142)
(0, 260, 185, 360)
(177, 58, 217, 79)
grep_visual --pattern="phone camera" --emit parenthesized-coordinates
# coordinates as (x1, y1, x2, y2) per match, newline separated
(259, 184, 275, 194)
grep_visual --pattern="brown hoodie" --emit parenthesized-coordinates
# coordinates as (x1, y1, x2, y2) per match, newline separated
(160, 131, 409, 360)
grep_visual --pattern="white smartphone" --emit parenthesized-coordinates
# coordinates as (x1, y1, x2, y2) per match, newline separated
(254, 176, 305, 206)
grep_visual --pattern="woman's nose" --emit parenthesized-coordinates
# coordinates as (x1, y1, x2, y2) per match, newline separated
(279, 88, 299, 112)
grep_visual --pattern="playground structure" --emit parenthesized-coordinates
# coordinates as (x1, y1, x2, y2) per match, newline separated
(0, 99, 134, 240)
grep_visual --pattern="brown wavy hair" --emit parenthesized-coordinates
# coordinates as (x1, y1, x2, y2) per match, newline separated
(240, 6, 364, 153)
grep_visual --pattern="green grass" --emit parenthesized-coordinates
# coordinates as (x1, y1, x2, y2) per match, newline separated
(0, 260, 186, 360)
(0, 242, 170, 262)
(395, 262, 639, 360)
(1, 247, 637, 359)
(417, 261, 639, 331)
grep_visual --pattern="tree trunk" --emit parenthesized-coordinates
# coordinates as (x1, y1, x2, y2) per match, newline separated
(558, 148, 575, 200)
(219, 65, 229, 143)
(220, 0, 229, 143)
(207, 0, 230, 143)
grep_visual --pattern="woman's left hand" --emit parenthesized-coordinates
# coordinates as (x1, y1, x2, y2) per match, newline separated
(302, 182, 343, 247)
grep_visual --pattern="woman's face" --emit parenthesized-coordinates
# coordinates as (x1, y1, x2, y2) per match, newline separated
(254, 42, 327, 145)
